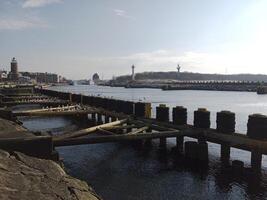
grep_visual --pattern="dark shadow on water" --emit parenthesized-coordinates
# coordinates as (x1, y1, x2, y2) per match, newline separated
(20, 115, 267, 200)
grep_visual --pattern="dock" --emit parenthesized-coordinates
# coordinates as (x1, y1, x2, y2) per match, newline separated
(1, 85, 267, 175)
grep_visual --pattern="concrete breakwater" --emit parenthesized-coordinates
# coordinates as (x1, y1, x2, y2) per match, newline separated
(100, 80, 266, 92)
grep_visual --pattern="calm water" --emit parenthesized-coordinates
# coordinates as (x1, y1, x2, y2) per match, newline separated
(21, 85, 267, 200)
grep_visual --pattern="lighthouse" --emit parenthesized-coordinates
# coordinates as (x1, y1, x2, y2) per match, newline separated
(131, 65, 135, 81)
(9, 57, 19, 81)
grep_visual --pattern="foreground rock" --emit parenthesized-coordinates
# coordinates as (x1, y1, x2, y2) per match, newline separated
(0, 149, 102, 200)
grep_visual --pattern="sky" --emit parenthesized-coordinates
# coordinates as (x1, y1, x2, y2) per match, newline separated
(0, 0, 267, 79)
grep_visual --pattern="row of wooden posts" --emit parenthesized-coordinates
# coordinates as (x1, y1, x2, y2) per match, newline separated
(35, 88, 267, 173)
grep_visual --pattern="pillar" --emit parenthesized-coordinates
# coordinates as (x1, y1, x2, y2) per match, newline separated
(173, 106, 187, 152)
(247, 114, 267, 173)
(134, 102, 152, 118)
(156, 104, 169, 149)
(216, 110, 235, 165)
(194, 108, 210, 142)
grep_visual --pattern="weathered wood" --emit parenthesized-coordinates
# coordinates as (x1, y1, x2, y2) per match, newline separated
(0, 136, 53, 159)
(103, 124, 142, 131)
(14, 105, 77, 114)
(1, 100, 69, 107)
(133, 117, 267, 154)
(54, 130, 195, 147)
(97, 128, 115, 135)
(126, 126, 149, 135)
(53, 119, 128, 140)
(14, 110, 93, 117)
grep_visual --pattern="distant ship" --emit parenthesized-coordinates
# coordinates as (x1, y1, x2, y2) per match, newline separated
(68, 80, 75, 85)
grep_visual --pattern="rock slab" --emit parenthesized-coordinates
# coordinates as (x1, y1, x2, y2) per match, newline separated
(0, 149, 102, 200)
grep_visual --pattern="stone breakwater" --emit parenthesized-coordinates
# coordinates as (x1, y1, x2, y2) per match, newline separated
(0, 149, 102, 200)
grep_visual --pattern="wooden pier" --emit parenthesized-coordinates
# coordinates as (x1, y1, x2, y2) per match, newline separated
(1, 86, 267, 174)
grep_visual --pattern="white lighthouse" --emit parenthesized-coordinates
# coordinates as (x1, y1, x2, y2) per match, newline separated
(131, 65, 135, 81)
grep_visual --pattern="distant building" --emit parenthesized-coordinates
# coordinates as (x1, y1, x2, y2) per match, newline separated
(0, 70, 8, 81)
(8, 57, 20, 81)
(93, 73, 100, 82)
(20, 72, 58, 83)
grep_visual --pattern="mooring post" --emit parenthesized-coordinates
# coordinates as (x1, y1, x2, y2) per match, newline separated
(184, 141, 198, 160)
(194, 108, 210, 143)
(156, 104, 169, 149)
(232, 160, 244, 175)
(247, 114, 267, 173)
(173, 106, 187, 152)
(216, 110, 235, 165)
(198, 141, 209, 164)
(193, 108, 210, 163)
(134, 102, 152, 118)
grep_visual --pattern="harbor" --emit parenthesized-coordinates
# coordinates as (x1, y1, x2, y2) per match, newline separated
(2, 1, 267, 199)
(2, 84, 267, 199)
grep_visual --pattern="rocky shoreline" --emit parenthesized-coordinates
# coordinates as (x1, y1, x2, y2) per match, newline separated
(0, 149, 102, 200)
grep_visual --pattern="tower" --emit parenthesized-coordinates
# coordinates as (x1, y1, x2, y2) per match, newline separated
(131, 65, 135, 81)
(177, 64, 181, 80)
(177, 64, 181, 73)
(9, 57, 19, 81)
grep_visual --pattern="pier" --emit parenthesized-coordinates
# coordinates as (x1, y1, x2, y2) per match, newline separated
(0, 86, 266, 175)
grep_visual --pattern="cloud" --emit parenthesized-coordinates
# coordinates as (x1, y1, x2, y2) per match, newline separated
(22, 0, 62, 8)
(0, 18, 47, 30)
(113, 9, 135, 20)
(66, 46, 267, 79)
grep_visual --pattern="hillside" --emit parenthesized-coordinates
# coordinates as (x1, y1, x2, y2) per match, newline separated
(115, 71, 267, 82)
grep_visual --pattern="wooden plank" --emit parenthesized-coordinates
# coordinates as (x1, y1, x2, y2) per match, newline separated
(125, 126, 149, 135)
(13, 105, 77, 114)
(14, 110, 93, 117)
(53, 119, 128, 140)
(54, 130, 195, 147)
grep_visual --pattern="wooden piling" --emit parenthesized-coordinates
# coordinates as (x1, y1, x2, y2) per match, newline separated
(134, 102, 152, 118)
(184, 141, 198, 160)
(197, 141, 209, 163)
(156, 104, 169, 149)
(232, 160, 244, 175)
(216, 110, 235, 164)
(173, 106, 187, 152)
(194, 108, 210, 129)
(247, 114, 267, 172)
(194, 108, 210, 143)
(251, 150, 262, 173)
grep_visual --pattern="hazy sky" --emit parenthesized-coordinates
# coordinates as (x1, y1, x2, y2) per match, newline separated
(0, 0, 267, 79)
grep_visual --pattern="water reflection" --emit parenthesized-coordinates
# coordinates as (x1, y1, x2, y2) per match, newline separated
(19, 111, 267, 199)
